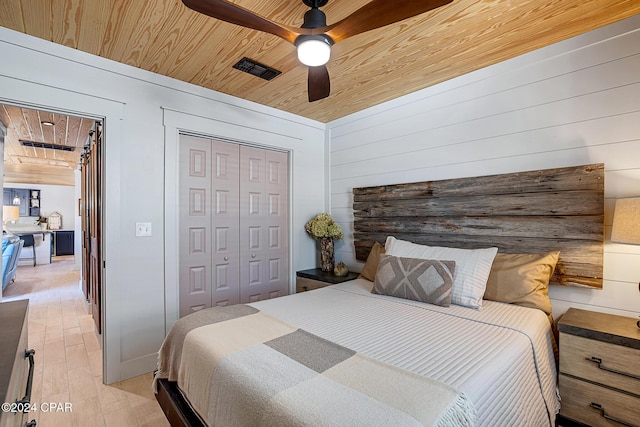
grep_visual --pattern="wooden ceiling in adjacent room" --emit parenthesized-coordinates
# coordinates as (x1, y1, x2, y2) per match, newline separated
(0, 1, 638, 123)
(1, 105, 95, 186)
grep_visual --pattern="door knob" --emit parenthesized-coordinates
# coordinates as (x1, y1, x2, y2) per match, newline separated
(251, 254, 256, 258)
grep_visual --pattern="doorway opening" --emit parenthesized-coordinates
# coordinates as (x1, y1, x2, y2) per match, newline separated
(0, 102, 105, 374)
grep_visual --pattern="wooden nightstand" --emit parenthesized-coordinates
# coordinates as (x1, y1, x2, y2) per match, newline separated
(557, 308, 640, 427)
(296, 268, 360, 293)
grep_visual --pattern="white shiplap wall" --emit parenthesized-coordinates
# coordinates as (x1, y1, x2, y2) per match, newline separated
(327, 15, 640, 320)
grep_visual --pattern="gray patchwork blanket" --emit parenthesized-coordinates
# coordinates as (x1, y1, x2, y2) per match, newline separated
(154, 305, 476, 427)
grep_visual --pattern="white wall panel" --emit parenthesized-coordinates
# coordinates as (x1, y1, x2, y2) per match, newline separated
(606, 169, 640, 198)
(9, 182, 76, 230)
(328, 15, 640, 320)
(329, 22, 640, 140)
(331, 87, 640, 178)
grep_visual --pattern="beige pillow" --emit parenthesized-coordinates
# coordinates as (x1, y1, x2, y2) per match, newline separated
(358, 242, 385, 282)
(372, 254, 455, 307)
(484, 252, 560, 315)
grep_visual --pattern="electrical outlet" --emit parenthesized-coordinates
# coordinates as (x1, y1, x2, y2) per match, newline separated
(135, 222, 152, 237)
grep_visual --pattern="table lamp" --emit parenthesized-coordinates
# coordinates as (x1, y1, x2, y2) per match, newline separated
(610, 197, 640, 328)
(3, 205, 19, 225)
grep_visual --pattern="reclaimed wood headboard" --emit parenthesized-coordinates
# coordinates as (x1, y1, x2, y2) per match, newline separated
(353, 164, 604, 288)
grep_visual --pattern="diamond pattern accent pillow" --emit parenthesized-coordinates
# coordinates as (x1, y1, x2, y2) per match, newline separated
(385, 236, 498, 309)
(372, 254, 455, 307)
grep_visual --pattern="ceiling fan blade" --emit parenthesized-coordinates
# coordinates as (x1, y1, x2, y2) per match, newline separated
(308, 65, 330, 102)
(325, 0, 453, 43)
(181, 0, 304, 44)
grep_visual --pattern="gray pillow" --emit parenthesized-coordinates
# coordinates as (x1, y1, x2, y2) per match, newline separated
(372, 254, 455, 307)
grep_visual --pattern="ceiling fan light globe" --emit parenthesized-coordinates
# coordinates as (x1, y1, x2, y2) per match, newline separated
(297, 39, 331, 66)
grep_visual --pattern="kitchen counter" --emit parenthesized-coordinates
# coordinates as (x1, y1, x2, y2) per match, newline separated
(4, 227, 52, 265)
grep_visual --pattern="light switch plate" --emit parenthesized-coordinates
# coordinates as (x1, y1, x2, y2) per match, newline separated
(135, 222, 152, 237)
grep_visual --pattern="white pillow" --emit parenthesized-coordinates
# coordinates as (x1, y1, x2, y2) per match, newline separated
(385, 236, 498, 309)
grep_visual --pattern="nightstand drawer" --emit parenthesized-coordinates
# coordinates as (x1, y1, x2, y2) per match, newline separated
(560, 333, 640, 395)
(559, 374, 640, 427)
(296, 276, 329, 293)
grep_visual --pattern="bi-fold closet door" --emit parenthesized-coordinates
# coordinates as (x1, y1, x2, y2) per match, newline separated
(179, 135, 289, 318)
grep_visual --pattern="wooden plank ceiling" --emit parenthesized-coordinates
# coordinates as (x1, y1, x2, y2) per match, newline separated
(0, 2, 638, 184)
(0, 1, 637, 125)
(1, 105, 94, 186)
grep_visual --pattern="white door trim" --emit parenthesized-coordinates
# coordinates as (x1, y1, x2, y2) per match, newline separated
(163, 107, 297, 333)
(0, 78, 125, 384)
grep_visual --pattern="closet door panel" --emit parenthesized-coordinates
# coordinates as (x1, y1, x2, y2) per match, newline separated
(264, 149, 289, 298)
(239, 146, 289, 302)
(180, 137, 289, 314)
(239, 146, 268, 303)
(179, 136, 213, 316)
(211, 140, 240, 306)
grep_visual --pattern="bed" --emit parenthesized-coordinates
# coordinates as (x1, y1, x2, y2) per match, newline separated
(155, 164, 604, 426)
(155, 278, 559, 426)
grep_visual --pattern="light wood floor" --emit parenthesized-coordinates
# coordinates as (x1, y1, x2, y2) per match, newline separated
(2, 257, 169, 427)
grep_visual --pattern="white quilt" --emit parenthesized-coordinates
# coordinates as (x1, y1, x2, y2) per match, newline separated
(249, 278, 560, 427)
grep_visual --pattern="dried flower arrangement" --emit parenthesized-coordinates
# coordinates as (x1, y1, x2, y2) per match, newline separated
(304, 212, 343, 240)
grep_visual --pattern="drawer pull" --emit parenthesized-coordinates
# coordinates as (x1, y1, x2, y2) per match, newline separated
(590, 402, 637, 427)
(16, 349, 36, 411)
(586, 356, 640, 380)
(25, 420, 37, 427)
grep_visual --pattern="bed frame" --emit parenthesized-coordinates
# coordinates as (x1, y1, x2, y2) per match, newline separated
(155, 378, 206, 427)
(156, 163, 605, 426)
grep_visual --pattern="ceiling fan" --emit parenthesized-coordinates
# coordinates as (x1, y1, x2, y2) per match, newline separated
(181, 0, 453, 102)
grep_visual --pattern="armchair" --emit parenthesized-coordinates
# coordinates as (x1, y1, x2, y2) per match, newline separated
(2, 235, 24, 290)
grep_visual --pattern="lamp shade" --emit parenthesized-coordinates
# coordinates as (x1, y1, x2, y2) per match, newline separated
(296, 36, 331, 66)
(611, 198, 640, 245)
(3, 205, 19, 222)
